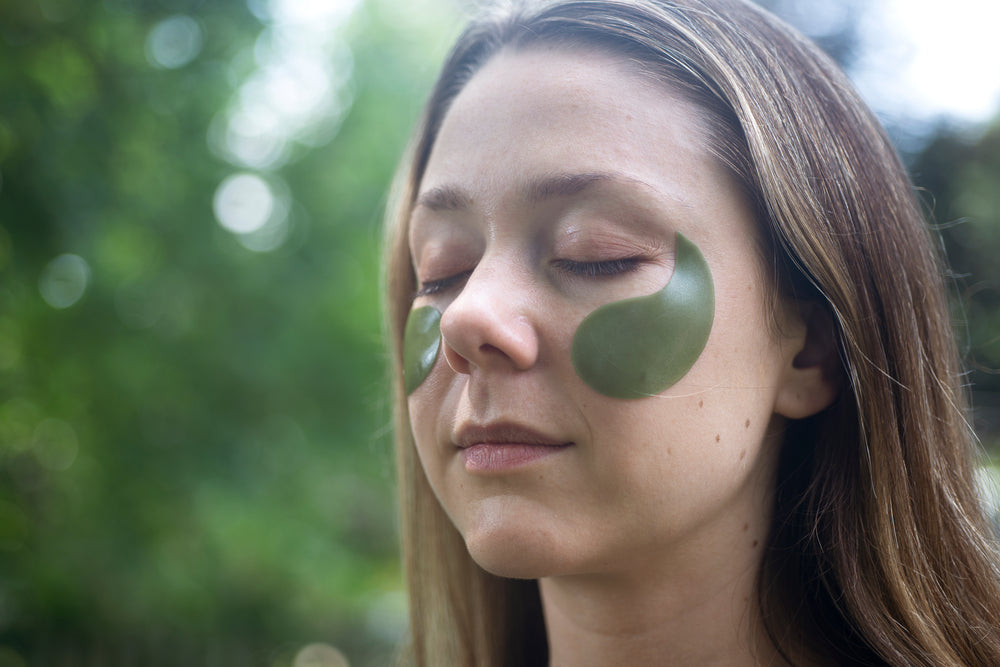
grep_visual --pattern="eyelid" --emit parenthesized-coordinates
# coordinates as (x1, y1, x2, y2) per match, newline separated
(552, 256, 643, 278)
(554, 228, 666, 259)
(414, 270, 472, 297)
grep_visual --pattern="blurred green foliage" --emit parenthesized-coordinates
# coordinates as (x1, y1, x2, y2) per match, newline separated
(0, 0, 997, 665)
(912, 120, 1000, 443)
(0, 0, 463, 664)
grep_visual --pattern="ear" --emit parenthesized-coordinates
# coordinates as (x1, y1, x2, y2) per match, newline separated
(774, 301, 841, 420)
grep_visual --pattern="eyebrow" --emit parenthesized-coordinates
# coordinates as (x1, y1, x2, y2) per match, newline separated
(523, 171, 615, 203)
(413, 171, 642, 213)
(414, 185, 473, 212)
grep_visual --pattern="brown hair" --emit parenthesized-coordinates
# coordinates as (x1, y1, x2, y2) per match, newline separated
(383, 1, 1000, 665)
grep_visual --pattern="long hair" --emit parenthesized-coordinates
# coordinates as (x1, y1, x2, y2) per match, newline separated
(383, 1, 1000, 665)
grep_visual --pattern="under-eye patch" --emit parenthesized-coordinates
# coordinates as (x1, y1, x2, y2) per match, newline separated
(570, 232, 714, 399)
(403, 305, 442, 394)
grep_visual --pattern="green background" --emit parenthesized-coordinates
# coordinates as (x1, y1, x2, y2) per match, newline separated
(1, 0, 997, 664)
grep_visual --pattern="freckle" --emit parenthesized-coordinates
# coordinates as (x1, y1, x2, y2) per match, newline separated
(752, 540, 759, 548)
(739, 449, 746, 461)
(667, 448, 672, 455)
(742, 523, 748, 532)
(699, 400, 703, 408)
(715, 434, 720, 443)
(744, 419, 750, 428)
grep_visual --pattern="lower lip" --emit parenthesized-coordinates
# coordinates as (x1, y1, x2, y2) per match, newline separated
(460, 443, 571, 472)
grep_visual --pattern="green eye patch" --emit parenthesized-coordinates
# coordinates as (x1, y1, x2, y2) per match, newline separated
(570, 232, 714, 399)
(403, 305, 442, 394)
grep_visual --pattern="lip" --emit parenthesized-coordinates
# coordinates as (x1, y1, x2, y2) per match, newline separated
(454, 422, 573, 472)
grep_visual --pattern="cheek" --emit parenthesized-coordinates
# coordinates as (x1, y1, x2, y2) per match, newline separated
(407, 392, 451, 508)
(706, 270, 785, 388)
(407, 376, 449, 472)
(620, 393, 779, 498)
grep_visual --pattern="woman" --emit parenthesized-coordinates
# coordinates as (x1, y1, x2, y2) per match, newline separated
(383, 0, 1000, 664)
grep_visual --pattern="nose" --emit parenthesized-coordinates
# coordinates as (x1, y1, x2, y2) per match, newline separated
(439, 264, 540, 375)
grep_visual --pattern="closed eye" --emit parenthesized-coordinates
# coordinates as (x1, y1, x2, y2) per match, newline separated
(415, 270, 472, 297)
(553, 257, 642, 278)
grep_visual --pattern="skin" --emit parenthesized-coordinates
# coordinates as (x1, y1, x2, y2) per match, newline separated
(406, 46, 828, 666)
(406, 232, 714, 398)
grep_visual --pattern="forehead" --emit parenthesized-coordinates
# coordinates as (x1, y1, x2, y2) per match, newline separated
(411, 46, 742, 242)
(423, 46, 712, 187)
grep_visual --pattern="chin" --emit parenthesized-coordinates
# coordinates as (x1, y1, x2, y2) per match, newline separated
(460, 516, 580, 580)
(466, 538, 558, 580)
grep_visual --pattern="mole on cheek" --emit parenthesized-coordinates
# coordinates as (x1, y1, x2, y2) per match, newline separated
(570, 232, 714, 399)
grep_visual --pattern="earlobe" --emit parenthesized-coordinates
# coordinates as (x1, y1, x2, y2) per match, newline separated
(774, 302, 841, 419)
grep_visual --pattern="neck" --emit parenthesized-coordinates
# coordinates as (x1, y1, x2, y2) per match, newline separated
(539, 541, 788, 667)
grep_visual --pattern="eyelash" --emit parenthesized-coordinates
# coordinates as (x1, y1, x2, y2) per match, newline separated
(414, 256, 642, 297)
(415, 270, 472, 297)
(552, 256, 643, 278)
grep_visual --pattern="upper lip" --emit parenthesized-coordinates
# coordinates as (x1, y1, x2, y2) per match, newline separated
(454, 422, 571, 449)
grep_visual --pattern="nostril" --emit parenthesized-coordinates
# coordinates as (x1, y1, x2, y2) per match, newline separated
(442, 335, 472, 374)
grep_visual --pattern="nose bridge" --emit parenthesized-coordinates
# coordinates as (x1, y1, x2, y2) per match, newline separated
(462, 250, 526, 305)
(439, 249, 540, 372)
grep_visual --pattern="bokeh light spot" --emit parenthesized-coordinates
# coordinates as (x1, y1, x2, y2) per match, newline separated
(209, 0, 358, 171)
(236, 193, 290, 253)
(33, 418, 79, 471)
(0, 398, 42, 453)
(38, 254, 90, 309)
(293, 643, 350, 667)
(209, 105, 289, 170)
(213, 173, 274, 234)
(146, 15, 203, 70)
(270, 0, 360, 26)
(365, 590, 407, 643)
(39, 254, 90, 309)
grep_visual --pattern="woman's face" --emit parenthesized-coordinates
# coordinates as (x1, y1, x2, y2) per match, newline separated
(406, 46, 805, 579)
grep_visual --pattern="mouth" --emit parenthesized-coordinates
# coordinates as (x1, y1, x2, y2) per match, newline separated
(454, 422, 573, 472)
